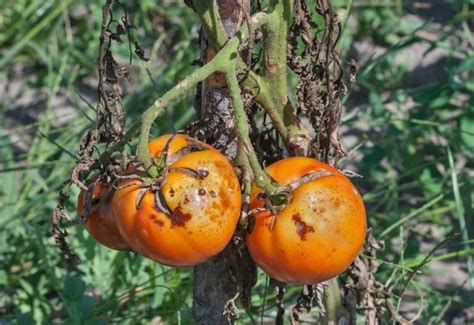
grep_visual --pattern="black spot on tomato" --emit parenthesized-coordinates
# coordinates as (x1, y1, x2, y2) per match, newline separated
(197, 168, 209, 178)
(170, 206, 192, 227)
(292, 213, 314, 241)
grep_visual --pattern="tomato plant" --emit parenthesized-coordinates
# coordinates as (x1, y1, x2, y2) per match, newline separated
(246, 157, 367, 284)
(112, 134, 241, 266)
(77, 180, 129, 251)
(49, 0, 387, 321)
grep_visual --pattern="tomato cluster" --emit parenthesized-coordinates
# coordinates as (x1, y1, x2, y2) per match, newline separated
(78, 135, 366, 284)
(78, 134, 241, 266)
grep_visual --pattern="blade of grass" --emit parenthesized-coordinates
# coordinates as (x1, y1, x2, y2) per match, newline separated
(448, 146, 474, 289)
(0, 161, 72, 173)
(340, 0, 354, 38)
(0, 0, 54, 43)
(0, 0, 70, 69)
(380, 194, 444, 238)
(38, 130, 78, 160)
(397, 233, 458, 310)
(405, 248, 474, 268)
(260, 275, 269, 324)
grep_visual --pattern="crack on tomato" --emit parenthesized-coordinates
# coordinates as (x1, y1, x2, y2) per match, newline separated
(135, 188, 147, 209)
(154, 189, 172, 215)
(170, 167, 208, 180)
(170, 206, 192, 227)
(292, 213, 314, 241)
(166, 140, 204, 165)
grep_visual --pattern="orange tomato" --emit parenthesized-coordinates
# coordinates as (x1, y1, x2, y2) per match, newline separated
(112, 134, 241, 266)
(77, 180, 129, 251)
(246, 157, 366, 284)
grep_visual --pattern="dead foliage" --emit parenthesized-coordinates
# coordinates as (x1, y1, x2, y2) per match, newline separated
(289, 0, 348, 164)
(51, 0, 149, 265)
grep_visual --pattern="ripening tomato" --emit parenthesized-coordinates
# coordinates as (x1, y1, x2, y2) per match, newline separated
(77, 180, 129, 251)
(246, 157, 366, 284)
(112, 134, 241, 266)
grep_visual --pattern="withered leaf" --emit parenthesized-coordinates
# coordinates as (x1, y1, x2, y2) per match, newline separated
(134, 41, 150, 62)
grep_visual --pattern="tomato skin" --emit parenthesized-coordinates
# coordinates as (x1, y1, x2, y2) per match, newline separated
(246, 157, 367, 284)
(112, 134, 241, 266)
(77, 181, 129, 251)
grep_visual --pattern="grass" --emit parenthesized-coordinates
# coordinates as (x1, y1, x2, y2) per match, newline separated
(0, 0, 473, 323)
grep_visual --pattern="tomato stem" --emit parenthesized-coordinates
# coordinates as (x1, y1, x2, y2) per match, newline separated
(224, 64, 278, 194)
(135, 10, 267, 177)
(136, 59, 221, 176)
(264, 0, 311, 155)
(193, 1, 309, 152)
(322, 278, 344, 324)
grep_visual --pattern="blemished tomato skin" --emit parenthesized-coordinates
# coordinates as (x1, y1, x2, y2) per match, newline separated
(112, 134, 241, 267)
(246, 157, 367, 284)
(77, 181, 129, 251)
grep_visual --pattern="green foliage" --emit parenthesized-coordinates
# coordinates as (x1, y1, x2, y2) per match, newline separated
(0, 0, 198, 323)
(0, 0, 473, 323)
(342, 2, 474, 321)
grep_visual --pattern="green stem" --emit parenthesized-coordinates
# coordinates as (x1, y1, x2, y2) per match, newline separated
(251, 78, 289, 141)
(192, 0, 229, 48)
(193, 1, 295, 146)
(224, 65, 278, 193)
(136, 36, 243, 176)
(263, 0, 310, 150)
(323, 278, 343, 324)
(263, 0, 292, 112)
(137, 58, 221, 175)
(95, 7, 263, 173)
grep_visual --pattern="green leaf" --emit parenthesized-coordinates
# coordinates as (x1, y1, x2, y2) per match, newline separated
(369, 91, 385, 117)
(63, 276, 86, 301)
(460, 114, 474, 152)
(420, 168, 443, 196)
(16, 312, 35, 325)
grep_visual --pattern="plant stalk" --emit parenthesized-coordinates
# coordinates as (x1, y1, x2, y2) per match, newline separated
(323, 278, 344, 325)
(224, 65, 278, 193)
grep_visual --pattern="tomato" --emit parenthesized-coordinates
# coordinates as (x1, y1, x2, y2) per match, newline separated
(112, 134, 241, 266)
(77, 180, 129, 251)
(246, 157, 366, 284)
